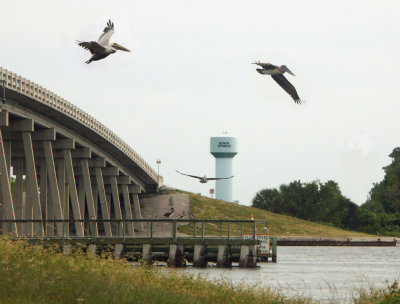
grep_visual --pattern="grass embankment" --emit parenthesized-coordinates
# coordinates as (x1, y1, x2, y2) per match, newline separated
(178, 191, 372, 237)
(0, 238, 309, 304)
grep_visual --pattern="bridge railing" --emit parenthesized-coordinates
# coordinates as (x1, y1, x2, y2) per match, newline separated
(0, 219, 265, 241)
(0, 67, 158, 182)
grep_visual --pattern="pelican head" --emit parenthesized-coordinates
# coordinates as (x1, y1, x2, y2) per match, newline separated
(111, 42, 131, 52)
(280, 65, 295, 76)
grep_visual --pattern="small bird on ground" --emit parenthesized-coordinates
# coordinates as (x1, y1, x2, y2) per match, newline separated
(252, 61, 302, 104)
(77, 20, 131, 64)
(176, 170, 233, 184)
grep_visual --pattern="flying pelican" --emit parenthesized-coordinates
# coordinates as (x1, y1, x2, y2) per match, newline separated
(176, 170, 233, 183)
(253, 61, 301, 104)
(77, 20, 131, 64)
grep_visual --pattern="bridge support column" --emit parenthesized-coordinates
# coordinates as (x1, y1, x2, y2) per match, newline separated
(13, 159, 24, 235)
(39, 158, 48, 236)
(78, 176, 85, 218)
(0, 128, 17, 235)
(239, 245, 257, 268)
(132, 186, 143, 232)
(122, 184, 134, 236)
(23, 132, 43, 236)
(81, 159, 97, 236)
(56, 159, 66, 232)
(217, 245, 232, 268)
(168, 244, 185, 267)
(95, 167, 112, 236)
(43, 140, 64, 236)
(193, 244, 207, 268)
(142, 244, 152, 264)
(63, 149, 84, 237)
(110, 176, 123, 236)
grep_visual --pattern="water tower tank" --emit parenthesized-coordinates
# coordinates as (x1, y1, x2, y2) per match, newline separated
(210, 134, 238, 202)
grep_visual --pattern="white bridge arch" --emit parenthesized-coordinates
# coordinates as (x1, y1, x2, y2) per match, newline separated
(0, 67, 160, 237)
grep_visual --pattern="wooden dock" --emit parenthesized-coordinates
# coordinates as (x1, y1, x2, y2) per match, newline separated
(0, 219, 277, 267)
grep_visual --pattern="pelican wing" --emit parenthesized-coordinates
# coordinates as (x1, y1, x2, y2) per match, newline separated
(207, 176, 234, 181)
(98, 20, 115, 46)
(176, 170, 202, 179)
(271, 74, 301, 104)
(253, 62, 276, 70)
(77, 41, 106, 54)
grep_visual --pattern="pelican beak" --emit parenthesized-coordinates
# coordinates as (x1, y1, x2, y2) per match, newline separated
(285, 67, 295, 76)
(112, 43, 131, 52)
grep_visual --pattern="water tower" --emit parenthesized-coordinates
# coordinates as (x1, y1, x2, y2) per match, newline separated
(210, 133, 238, 202)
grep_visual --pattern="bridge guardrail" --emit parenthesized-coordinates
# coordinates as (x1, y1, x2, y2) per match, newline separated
(0, 67, 158, 182)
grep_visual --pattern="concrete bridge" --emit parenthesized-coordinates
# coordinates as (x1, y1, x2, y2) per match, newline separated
(0, 67, 160, 238)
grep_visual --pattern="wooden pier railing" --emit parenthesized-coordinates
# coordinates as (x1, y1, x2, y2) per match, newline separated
(0, 219, 277, 268)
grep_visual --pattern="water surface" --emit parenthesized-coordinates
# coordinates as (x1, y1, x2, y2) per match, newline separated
(182, 246, 400, 303)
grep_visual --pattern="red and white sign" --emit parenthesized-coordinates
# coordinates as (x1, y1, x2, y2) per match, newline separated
(243, 234, 271, 255)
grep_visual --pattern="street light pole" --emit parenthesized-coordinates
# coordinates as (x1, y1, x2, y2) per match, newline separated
(156, 159, 161, 182)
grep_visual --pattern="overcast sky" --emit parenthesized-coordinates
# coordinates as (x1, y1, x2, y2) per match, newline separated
(2, 0, 400, 205)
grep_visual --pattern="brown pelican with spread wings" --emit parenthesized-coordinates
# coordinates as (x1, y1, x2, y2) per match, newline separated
(77, 20, 131, 64)
(253, 61, 302, 104)
(176, 170, 233, 183)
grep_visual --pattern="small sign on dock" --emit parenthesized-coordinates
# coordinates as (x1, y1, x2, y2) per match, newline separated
(243, 234, 270, 255)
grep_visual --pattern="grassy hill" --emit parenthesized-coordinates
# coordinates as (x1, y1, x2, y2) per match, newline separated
(178, 191, 372, 237)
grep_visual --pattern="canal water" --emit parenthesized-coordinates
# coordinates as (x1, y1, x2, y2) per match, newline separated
(182, 246, 400, 303)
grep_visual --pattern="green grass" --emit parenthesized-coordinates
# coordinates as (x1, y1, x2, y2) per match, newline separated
(178, 191, 372, 237)
(0, 237, 398, 304)
(0, 237, 311, 304)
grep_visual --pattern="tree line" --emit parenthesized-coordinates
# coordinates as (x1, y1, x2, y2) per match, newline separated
(252, 147, 400, 236)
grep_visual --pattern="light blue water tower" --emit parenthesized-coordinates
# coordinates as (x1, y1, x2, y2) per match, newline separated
(210, 133, 238, 202)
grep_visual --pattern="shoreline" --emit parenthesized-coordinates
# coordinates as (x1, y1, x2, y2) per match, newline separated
(276, 236, 398, 246)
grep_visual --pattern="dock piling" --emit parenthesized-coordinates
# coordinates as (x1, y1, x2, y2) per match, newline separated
(193, 244, 207, 267)
(239, 245, 257, 268)
(168, 244, 185, 267)
(114, 244, 124, 259)
(217, 244, 231, 268)
(142, 244, 152, 264)
(272, 237, 277, 263)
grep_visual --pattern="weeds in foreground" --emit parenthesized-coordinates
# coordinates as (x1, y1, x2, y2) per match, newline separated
(0, 237, 398, 304)
(0, 238, 310, 304)
(354, 281, 400, 304)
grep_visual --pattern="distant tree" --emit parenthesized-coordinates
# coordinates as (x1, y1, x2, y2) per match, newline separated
(252, 179, 355, 229)
(252, 188, 281, 213)
(252, 147, 400, 235)
(364, 147, 400, 214)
